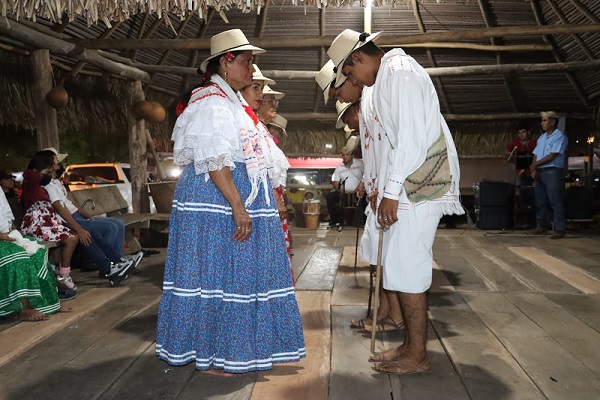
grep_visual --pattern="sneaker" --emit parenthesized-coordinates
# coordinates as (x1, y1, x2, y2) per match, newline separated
(56, 275, 78, 291)
(122, 251, 144, 270)
(107, 259, 134, 286)
(550, 231, 566, 239)
(58, 289, 78, 301)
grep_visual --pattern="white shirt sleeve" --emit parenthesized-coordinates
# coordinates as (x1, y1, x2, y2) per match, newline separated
(376, 56, 433, 200)
(332, 166, 341, 182)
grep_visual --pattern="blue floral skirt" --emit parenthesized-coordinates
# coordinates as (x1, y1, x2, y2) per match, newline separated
(156, 163, 305, 373)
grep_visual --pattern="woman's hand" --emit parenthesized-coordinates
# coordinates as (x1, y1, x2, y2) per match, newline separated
(76, 228, 92, 246)
(0, 232, 15, 242)
(232, 208, 252, 242)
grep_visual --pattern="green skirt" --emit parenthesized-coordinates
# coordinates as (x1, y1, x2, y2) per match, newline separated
(0, 237, 61, 318)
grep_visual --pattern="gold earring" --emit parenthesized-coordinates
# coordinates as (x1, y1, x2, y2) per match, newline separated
(224, 70, 229, 83)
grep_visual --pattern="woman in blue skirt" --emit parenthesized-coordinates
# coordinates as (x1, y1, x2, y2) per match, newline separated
(156, 29, 305, 374)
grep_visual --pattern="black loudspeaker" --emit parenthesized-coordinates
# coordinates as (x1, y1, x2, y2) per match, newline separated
(475, 181, 510, 230)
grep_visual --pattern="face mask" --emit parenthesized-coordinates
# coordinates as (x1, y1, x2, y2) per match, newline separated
(39, 174, 52, 186)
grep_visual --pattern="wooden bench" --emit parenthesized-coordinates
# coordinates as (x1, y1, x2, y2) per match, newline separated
(68, 186, 170, 252)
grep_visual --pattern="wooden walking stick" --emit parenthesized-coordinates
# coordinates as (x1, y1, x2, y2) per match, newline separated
(370, 229, 385, 353)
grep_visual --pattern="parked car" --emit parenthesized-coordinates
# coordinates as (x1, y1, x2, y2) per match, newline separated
(64, 162, 156, 213)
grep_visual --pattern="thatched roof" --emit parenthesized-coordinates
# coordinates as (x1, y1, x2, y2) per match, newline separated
(1, 0, 599, 162)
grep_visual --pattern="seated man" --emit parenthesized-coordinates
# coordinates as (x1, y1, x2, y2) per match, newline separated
(41, 150, 143, 285)
(327, 142, 364, 226)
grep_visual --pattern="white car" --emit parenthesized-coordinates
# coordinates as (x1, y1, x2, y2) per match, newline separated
(65, 162, 156, 213)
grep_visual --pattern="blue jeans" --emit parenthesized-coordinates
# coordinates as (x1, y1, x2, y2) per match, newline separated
(70, 213, 124, 274)
(534, 167, 565, 232)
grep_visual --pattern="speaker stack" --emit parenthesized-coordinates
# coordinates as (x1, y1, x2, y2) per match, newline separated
(475, 181, 510, 230)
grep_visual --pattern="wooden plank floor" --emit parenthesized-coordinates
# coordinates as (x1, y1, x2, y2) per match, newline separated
(1, 227, 599, 399)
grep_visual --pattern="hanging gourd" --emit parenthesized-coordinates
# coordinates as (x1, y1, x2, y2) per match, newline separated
(147, 102, 166, 123)
(131, 101, 154, 120)
(46, 79, 69, 109)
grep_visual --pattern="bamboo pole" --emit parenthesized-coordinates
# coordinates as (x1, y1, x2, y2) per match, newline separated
(279, 112, 591, 122)
(72, 23, 600, 50)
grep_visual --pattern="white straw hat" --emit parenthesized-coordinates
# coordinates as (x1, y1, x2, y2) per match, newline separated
(263, 85, 285, 100)
(335, 101, 353, 129)
(269, 114, 288, 134)
(42, 147, 68, 162)
(200, 29, 265, 73)
(252, 64, 275, 86)
(315, 60, 336, 104)
(346, 135, 359, 153)
(344, 124, 354, 139)
(327, 29, 382, 87)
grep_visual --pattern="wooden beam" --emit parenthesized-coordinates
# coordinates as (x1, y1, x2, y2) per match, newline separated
(30, 49, 59, 150)
(0, 17, 150, 82)
(401, 42, 551, 52)
(530, 1, 589, 108)
(126, 59, 600, 78)
(72, 23, 600, 50)
(313, 7, 326, 113)
(126, 81, 149, 214)
(282, 112, 591, 122)
(71, 22, 122, 78)
(412, 0, 452, 114)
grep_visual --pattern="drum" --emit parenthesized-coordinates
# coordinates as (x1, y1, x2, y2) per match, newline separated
(303, 200, 321, 229)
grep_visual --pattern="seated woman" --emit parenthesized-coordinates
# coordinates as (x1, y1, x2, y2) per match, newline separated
(0, 187, 61, 321)
(20, 151, 80, 291)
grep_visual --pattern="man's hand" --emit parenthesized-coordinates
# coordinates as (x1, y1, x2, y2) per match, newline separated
(368, 191, 378, 212)
(377, 197, 399, 228)
(356, 181, 366, 199)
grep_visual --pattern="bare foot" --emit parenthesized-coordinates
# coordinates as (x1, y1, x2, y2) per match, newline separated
(200, 369, 238, 377)
(362, 316, 405, 333)
(368, 346, 405, 363)
(16, 308, 49, 322)
(350, 317, 373, 329)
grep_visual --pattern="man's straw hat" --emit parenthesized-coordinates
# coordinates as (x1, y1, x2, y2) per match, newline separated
(327, 29, 382, 87)
(315, 60, 336, 104)
(252, 65, 275, 86)
(269, 114, 288, 134)
(200, 29, 265, 73)
(335, 101, 353, 129)
(263, 85, 285, 100)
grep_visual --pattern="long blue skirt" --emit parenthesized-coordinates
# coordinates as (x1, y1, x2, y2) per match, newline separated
(156, 163, 305, 373)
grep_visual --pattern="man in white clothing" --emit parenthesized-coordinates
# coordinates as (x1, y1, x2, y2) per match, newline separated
(328, 29, 464, 374)
(327, 146, 364, 226)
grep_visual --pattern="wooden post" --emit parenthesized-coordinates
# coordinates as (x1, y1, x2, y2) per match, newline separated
(126, 81, 149, 214)
(30, 49, 59, 150)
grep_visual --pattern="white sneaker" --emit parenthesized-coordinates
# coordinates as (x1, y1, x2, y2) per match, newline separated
(122, 251, 144, 270)
(107, 259, 134, 286)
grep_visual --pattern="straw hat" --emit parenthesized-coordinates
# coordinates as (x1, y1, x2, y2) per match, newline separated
(540, 111, 561, 119)
(315, 60, 336, 104)
(346, 135, 359, 153)
(344, 124, 354, 139)
(263, 85, 285, 100)
(269, 114, 288, 134)
(200, 29, 265, 73)
(252, 64, 275, 86)
(327, 29, 382, 87)
(335, 101, 353, 129)
(43, 147, 68, 162)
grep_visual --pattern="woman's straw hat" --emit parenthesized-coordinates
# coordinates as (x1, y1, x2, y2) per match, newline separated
(200, 29, 265, 73)
(252, 65, 275, 86)
(335, 101, 353, 129)
(269, 114, 288, 134)
(263, 85, 285, 100)
(327, 29, 382, 87)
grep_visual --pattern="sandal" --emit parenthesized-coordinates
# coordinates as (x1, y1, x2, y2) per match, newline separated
(362, 316, 405, 333)
(350, 318, 373, 329)
(372, 358, 432, 375)
(368, 347, 404, 363)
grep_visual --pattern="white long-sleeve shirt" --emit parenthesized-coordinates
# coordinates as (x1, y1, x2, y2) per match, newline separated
(359, 86, 378, 196)
(371, 49, 463, 217)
